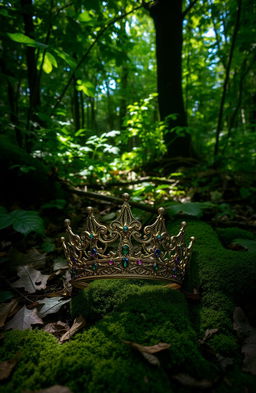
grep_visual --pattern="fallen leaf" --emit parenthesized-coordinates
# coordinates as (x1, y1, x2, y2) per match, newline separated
(199, 328, 219, 344)
(124, 341, 170, 367)
(0, 353, 19, 380)
(43, 321, 69, 339)
(140, 352, 160, 366)
(37, 297, 71, 318)
(5, 306, 43, 330)
(12, 265, 50, 293)
(32, 385, 73, 393)
(233, 307, 256, 375)
(53, 257, 68, 271)
(163, 283, 181, 290)
(26, 248, 47, 269)
(60, 316, 86, 343)
(0, 299, 19, 328)
(172, 373, 215, 389)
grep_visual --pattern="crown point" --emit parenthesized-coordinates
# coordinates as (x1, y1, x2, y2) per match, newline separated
(64, 219, 71, 226)
(181, 221, 187, 227)
(61, 237, 65, 241)
(86, 206, 93, 214)
(190, 236, 195, 241)
(122, 193, 130, 201)
(158, 207, 165, 215)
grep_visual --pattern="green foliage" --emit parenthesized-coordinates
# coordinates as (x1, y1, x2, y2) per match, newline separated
(0, 207, 44, 235)
(122, 94, 166, 166)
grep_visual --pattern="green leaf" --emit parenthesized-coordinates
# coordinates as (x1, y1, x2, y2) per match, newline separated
(52, 49, 76, 68)
(42, 52, 58, 74)
(10, 210, 44, 235)
(7, 32, 47, 49)
(78, 10, 92, 22)
(0, 206, 13, 230)
(76, 80, 95, 97)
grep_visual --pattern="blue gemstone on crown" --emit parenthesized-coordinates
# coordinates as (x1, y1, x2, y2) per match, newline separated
(154, 249, 161, 257)
(156, 234, 162, 240)
(123, 225, 129, 232)
(91, 248, 97, 256)
(89, 233, 94, 239)
(122, 257, 129, 268)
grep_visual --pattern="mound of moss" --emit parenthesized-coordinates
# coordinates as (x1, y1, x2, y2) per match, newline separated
(1, 220, 256, 393)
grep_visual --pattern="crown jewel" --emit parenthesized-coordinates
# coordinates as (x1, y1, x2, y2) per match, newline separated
(61, 194, 195, 288)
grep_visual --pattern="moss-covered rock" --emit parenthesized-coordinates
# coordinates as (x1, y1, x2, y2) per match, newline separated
(216, 227, 255, 246)
(1, 219, 256, 393)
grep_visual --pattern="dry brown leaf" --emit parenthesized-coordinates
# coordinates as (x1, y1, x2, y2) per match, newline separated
(125, 341, 170, 367)
(141, 352, 160, 366)
(125, 341, 170, 354)
(12, 265, 50, 293)
(199, 328, 219, 344)
(0, 299, 19, 328)
(26, 248, 47, 269)
(32, 385, 73, 393)
(60, 316, 86, 343)
(233, 307, 256, 375)
(172, 373, 215, 389)
(43, 321, 69, 339)
(5, 306, 43, 330)
(0, 354, 19, 380)
(37, 297, 71, 318)
(163, 283, 181, 290)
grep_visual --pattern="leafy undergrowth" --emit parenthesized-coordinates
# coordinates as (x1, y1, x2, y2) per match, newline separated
(0, 191, 256, 393)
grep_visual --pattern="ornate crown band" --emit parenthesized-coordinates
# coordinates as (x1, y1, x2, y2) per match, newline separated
(61, 194, 195, 288)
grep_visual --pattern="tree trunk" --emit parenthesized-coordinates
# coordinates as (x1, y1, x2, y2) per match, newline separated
(72, 77, 81, 131)
(149, 0, 193, 159)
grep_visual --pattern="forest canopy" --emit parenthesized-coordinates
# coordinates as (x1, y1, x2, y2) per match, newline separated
(1, 0, 256, 192)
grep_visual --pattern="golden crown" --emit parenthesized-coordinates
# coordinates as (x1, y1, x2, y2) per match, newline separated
(61, 194, 195, 288)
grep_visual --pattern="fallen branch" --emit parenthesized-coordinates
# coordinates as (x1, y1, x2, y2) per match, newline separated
(71, 189, 156, 213)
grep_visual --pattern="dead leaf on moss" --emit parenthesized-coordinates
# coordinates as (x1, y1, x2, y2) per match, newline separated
(199, 328, 219, 344)
(5, 306, 43, 330)
(37, 297, 70, 318)
(233, 307, 256, 375)
(43, 321, 69, 339)
(124, 341, 170, 367)
(172, 373, 215, 389)
(0, 299, 19, 327)
(0, 353, 20, 380)
(32, 385, 73, 393)
(60, 316, 86, 343)
(53, 257, 68, 271)
(163, 283, 181, 290)
(12, 265, 50, 293)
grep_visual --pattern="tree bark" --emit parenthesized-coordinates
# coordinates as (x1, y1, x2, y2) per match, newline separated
(149, 0, 193, 159)
(213, 0, 242, 162)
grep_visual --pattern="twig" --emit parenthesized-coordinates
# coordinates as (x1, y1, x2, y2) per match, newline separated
(71, 189, 156, 213)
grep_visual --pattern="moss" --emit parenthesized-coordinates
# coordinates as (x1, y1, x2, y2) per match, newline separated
(0, 330, 60, 393)
(208, 333, 239, 357)
(216, 227, 255, 245)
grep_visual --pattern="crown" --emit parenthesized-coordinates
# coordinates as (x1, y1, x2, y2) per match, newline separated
(61, 194, 195, 288)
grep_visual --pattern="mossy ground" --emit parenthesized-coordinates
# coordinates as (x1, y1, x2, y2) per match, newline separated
(1, 220, 256, 393)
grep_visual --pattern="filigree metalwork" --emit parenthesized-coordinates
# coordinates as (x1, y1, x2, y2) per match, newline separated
(61, 193, 195, 288)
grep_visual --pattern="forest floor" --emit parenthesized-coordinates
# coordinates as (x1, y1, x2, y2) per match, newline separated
(1, 168, 256, 393)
